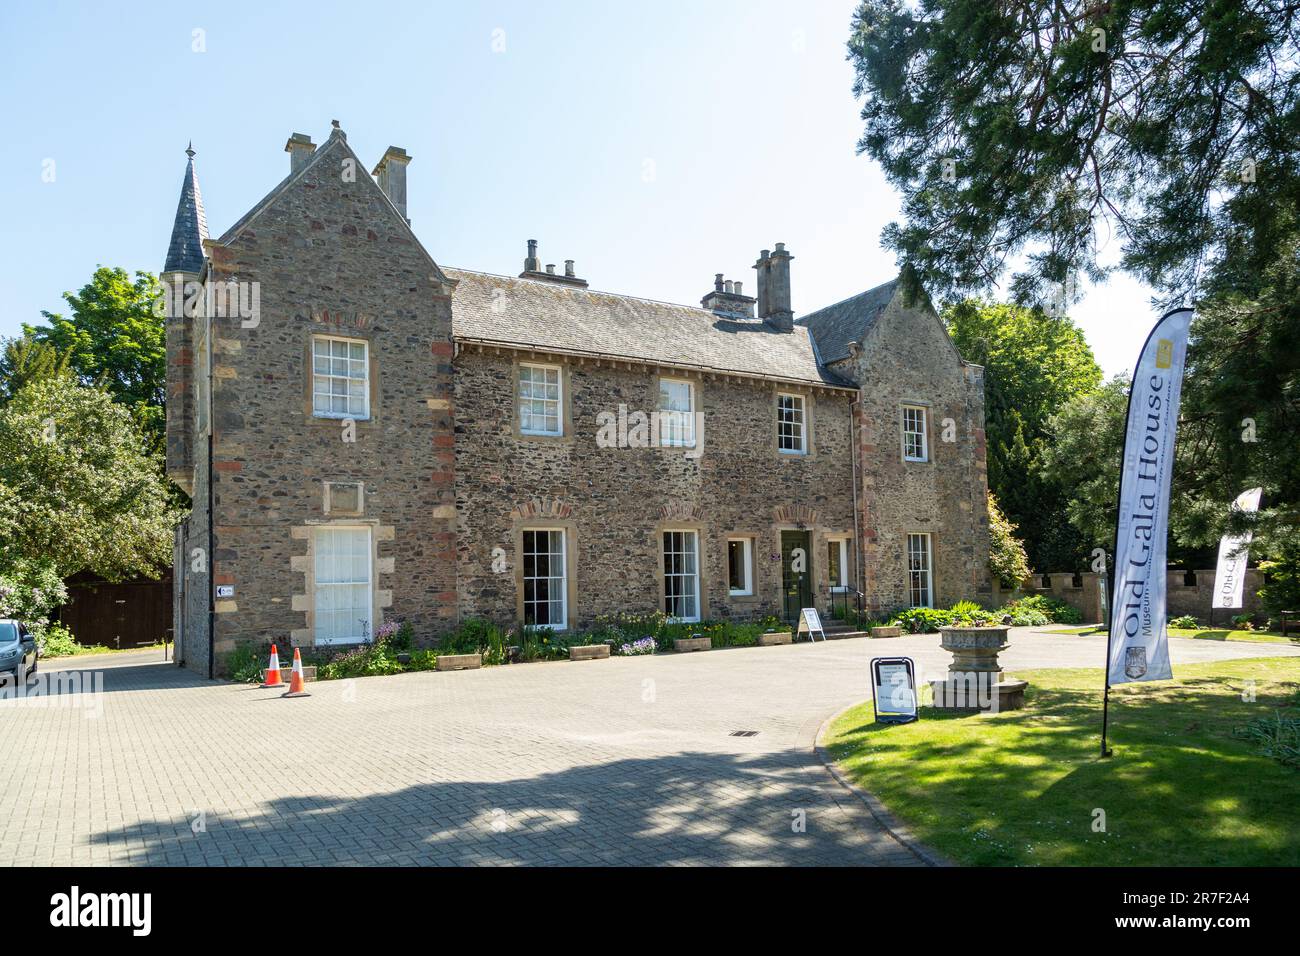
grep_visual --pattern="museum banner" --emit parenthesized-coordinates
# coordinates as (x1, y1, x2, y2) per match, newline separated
(1211, 487, 1263, 610)
(1107, 309, 1193, 686)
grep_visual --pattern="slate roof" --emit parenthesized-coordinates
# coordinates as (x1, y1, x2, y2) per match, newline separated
(163, 147, 209, 274)
(796, 279, 898, 364)
(445, 268, 855, 389)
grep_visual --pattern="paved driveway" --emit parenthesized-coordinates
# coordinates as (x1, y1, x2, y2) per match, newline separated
(2, 629, 1295, 866)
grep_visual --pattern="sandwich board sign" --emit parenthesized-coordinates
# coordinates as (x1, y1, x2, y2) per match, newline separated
(871, 657, 918, 725)
(797, 607, 826, 642)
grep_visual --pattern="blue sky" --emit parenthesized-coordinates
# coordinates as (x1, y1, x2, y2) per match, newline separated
(0, 0, 1152, 376)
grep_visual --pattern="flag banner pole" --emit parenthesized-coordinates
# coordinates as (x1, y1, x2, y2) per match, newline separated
(1101, 307, 1194, 758)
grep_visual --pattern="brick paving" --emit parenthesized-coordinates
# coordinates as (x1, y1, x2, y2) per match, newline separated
(1, 629, 1294, 866)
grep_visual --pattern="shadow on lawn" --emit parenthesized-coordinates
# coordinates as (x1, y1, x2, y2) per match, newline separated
(84, 748, 904, 867)
(833, 675, 1300, 865)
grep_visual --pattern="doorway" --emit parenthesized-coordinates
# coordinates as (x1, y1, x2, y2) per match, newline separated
(781, 530, 813, 623)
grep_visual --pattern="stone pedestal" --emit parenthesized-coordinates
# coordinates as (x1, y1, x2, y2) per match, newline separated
(930, 625, 1027, 712)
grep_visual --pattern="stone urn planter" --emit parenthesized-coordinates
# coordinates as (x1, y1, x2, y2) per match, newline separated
(931, 625, 1027, 712)
(757, 631, 792, 646)
(436, 652, 482, 672)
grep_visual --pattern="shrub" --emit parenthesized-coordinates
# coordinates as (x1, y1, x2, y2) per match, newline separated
(318, 641, 403, 680)
(987, 491, 1031, 588)
(999, 594, 1082, 625)
(618, 637, 656, 656)
(0, 561, 68, 623)
(1169, 614, 1200, 629)
(407, 649, 438, 671)
(890, 607, 954, 633)
(34, 622, 79, 658)
(376, 619, 414, 652)
(225, 643, 267, 683)
(1231, 613, 1258, 631)
(1259, 545, 1300, 622)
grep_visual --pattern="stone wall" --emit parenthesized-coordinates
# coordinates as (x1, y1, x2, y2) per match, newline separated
(187, 131, 457, 674)
(992, 572, 1105, 623)
(831, 291, 992, 613)
(453, 346, 858, 628)
(1166, 569, 1266, 621)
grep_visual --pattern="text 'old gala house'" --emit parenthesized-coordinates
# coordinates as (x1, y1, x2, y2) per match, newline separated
(162, 123, 991, 675)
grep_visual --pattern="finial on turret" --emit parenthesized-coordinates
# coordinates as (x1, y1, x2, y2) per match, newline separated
(185, 141, 195, 159)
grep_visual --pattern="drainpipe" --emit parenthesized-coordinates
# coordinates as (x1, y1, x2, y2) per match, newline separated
(849, 396, 863, 607)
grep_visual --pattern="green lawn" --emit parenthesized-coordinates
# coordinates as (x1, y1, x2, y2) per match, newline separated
(823, 658, 1300, 866)
(1059, 625, 1297, 645)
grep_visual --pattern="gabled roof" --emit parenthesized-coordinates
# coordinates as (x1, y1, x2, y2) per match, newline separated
(163, 145, 208, 274)
(212, 124, 455, 289)
(796, 279, 898, 364)
(446, 268, 855, 389)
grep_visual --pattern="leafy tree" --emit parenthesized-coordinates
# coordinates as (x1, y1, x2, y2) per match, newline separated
(0, 335, 71, 402)
(987, 491, 1031, 588)
(24, 266, 165, 449)
(1041, 376, 1130, 552)
(0, 376, 179, 583)
(848, 0, 1300, 553)
(945, 299, 1102, 569)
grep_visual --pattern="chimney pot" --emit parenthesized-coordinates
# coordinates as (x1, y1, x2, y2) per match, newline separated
(724, 280, 734, 294)
(524, 240, 541, 274)
(734, 280, 743, 296)
(564, 259, 575, 278)
(714, 273, 724, 292)
(546, 264, 556, 275)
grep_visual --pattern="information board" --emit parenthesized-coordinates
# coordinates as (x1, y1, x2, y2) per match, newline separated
(871, 656, 919, 724)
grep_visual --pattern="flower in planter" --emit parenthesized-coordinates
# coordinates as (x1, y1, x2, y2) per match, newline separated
(619, 637, 656, 656)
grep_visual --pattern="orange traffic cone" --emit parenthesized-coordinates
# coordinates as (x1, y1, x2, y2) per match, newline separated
(281, 647, 310, 698)
(260, 644, 284, 688)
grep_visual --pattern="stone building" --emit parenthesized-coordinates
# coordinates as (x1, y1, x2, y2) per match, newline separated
(163, 124, 991, 676)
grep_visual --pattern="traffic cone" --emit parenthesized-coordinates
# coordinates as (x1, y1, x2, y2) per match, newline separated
(259, 645, 284, 688)
(281, 647, 310, 698)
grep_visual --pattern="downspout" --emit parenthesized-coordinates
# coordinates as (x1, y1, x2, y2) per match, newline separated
(849, 395, 863, 604)
(205, 271, 215, 680)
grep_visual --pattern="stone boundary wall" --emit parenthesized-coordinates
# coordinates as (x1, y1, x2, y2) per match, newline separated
(991, 568, 1267, 625)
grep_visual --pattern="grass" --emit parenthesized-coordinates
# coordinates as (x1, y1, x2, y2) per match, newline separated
(1056, 625, 1297, 645)
(43, 642, 167, 660)
(823, 658, 1300, 866)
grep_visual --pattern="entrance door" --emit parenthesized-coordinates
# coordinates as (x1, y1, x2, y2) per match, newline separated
(781, 530, 813, 623)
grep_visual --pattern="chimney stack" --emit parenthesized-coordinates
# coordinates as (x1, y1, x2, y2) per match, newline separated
(518, 239, 589, 287)
(372, 147, 412, 223)
(701, 272, 756, 317)
(285, 133, 316, 174)
(755, 243, 794, 332)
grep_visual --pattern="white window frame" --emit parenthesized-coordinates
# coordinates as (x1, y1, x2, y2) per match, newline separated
(312, 335, 371, 420)
(828, 537, 850, 592)
(902, 405, 928, 462)
(313, 526, 374, 645)
(907, 533, 933, 609)
(727, 537, 754, 597)
(777, 392, 807, 454)
(662, 529, 701, 622)
(522, 528, 568, 631)
(518, 362, 564, 437)
(658, 377, 696, 448)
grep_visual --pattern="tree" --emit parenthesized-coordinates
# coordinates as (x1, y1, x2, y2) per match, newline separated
(0, 335, 71, 402)
(847, 0, 1300, 551)
(24, 266, 165, 450)
(0, 376, 178, 583)
(945, 298, 1102, 569)
(987, 491, 1031, 588)
(1041, 376, 1130, 553)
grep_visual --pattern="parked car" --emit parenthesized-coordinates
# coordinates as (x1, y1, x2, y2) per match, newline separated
(0, 619, 37, 685)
